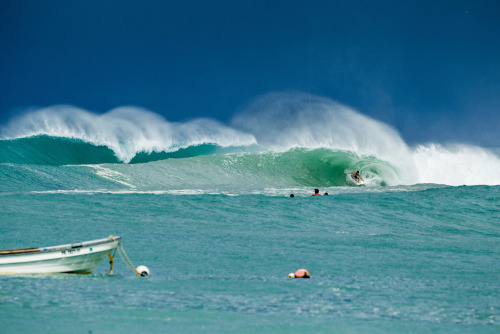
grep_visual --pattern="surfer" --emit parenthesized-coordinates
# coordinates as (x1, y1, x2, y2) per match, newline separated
(351, 171, 364, 182)
(311, 189, 321, 196)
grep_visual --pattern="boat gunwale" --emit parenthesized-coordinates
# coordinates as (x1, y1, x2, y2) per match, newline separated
(0, 236, 121, 256)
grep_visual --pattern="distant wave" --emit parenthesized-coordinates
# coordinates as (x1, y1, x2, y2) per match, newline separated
(1, 93, 500, 186)
(0, 136, 119, 165)
(0, 135, 253, 165)
(0, 105, 257, 163)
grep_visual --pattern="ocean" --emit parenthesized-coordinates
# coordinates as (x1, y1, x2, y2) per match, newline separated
(1, 99, 499, 333)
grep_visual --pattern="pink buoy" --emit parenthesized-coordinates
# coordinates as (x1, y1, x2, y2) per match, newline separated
(294, 268, 310, 278)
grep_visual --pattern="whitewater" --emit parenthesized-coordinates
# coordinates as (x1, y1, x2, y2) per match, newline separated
(1, 93, 499, 333)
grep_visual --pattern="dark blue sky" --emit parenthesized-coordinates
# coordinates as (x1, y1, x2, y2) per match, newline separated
(1, 0, 499, 146)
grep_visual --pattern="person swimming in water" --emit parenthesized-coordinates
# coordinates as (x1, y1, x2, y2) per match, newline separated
(311, 188, 321, 196)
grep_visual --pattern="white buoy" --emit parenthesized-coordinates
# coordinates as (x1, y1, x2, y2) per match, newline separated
(136, 265, 150, 277)
(287, 273, 295, 278)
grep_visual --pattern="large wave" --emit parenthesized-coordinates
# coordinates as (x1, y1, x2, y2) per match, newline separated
(0, 106, 257, 163)
(0, 148, 401, 193)
(1, 93, 499, 186)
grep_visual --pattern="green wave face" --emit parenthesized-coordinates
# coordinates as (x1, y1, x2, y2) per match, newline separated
(195, 148, 398, 187)
(0, 135, 254, 165)
(0, 144, 401, 193)
(104, 148, 399, 190)
(0, 136, 119, 165)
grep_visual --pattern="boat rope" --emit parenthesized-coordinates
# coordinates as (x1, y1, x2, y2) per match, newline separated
(109, 235, 141, 276)
(107, 253, 114, 275)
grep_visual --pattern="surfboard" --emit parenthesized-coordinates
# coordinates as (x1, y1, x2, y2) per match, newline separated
(350, 174, 364, 185)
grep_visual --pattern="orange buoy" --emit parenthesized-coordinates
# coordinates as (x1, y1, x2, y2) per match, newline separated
(294, 268, 310, 278)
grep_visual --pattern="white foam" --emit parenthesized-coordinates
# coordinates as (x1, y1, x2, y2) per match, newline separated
(86, 165, 137, 188)
(411, 143, 500, 186)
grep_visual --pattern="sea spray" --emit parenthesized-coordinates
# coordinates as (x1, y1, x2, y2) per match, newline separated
(231, 93, 417, 184)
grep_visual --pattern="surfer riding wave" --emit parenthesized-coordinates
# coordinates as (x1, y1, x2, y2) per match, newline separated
(351, 171, 363, 182)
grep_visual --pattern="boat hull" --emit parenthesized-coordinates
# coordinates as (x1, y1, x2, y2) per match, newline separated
(0, 237, 119, 274)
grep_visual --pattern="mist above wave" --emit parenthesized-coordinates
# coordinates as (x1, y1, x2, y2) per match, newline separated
(231, 92, 416, 182)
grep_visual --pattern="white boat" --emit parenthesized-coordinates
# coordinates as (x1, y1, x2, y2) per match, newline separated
(0, 236, 121, 274)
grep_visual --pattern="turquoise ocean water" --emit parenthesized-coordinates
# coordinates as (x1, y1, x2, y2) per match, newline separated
(1, 103, 499, 333)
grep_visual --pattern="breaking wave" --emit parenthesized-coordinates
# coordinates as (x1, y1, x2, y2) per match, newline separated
(0, 105, 256, 163)
(1, 93, 499, 187)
